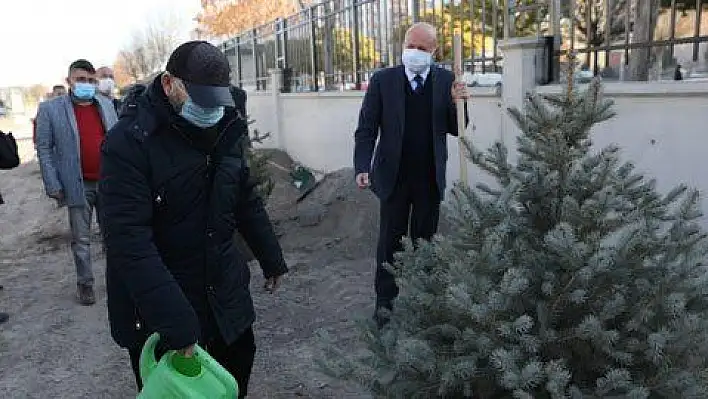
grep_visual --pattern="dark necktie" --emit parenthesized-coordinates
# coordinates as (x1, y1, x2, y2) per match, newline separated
(413, 75, 424, 95)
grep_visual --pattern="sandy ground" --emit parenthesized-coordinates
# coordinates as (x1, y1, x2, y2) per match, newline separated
(0, 137, 380, 398)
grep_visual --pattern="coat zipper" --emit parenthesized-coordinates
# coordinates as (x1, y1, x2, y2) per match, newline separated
(203, 119, 237, 297)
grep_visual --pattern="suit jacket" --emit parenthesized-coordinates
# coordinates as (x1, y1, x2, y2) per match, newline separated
(35, 94, 118, 207)
(353, 64, 468, 201)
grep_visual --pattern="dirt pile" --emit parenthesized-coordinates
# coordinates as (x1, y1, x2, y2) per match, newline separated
(259, 150, 379, 260)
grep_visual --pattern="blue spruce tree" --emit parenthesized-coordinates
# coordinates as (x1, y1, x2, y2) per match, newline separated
(318, 78, 708, 398)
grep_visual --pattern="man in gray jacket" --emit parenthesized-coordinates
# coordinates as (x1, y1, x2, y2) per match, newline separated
(35, 59, 118, 305)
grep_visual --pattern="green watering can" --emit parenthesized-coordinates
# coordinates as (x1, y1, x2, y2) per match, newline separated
(137, 333, 239, 399)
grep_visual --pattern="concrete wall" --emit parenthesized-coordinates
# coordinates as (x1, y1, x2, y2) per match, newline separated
(537, 81, 708, 202)
(246, 92, 278, 147)
(247, 81, 708, 196)
(247, 86, 505, 189)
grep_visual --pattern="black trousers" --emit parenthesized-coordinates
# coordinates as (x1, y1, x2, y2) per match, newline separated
(375, 175, 440, 308)
(128, 325, 256, 398)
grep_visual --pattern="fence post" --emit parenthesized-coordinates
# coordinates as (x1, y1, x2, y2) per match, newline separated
(236, 36, 243, 88)
(223, 39, 237, 86)
(280, 18, 290, 69)
(503, 0, 514, 39)
(275, 18, 283, 69)
(275, 18, 290, 71)
(352, 0, 362, 89)
(411, 0, 420, 23)
(309, 6, 320, 92)
(252, 28, 260, 91)
(269, 68, 284, 149)
(280, 18, 293, 93)
(382, 0, 393, 67)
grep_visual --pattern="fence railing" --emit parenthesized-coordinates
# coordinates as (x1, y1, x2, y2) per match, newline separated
(563, 0, 708, 82)
(220, 0, 708, 91)
(220, 0, 535, 92)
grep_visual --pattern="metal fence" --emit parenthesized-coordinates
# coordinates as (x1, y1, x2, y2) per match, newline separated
(565, 0, 708, 82)
(220, 0, 528, 91)
(220, 0, 708, 91)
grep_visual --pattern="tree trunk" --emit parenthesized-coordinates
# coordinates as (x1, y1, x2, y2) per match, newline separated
(322, 0, 336, 90)
(628, 0, 659, 81)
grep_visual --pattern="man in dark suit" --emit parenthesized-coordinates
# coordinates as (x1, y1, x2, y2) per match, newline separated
(353, 22, 468, 325)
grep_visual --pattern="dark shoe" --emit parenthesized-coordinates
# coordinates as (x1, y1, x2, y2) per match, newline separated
(0, 312, 8, 324)
(77, 284, 96, 306)
(373, 311, 389, 329)
(373, 302, 393, 329)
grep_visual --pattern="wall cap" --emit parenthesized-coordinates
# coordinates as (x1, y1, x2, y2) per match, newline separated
(536, 80, 708, 97)
(498, 37, 545, 51)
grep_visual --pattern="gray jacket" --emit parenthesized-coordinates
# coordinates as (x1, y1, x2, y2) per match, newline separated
(35, 94, 118, 207)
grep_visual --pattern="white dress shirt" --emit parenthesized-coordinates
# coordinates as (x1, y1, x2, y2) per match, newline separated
(404, 67, 430, 91)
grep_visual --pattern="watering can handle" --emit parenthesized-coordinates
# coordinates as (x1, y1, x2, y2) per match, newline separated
(139, 332, 161, 384)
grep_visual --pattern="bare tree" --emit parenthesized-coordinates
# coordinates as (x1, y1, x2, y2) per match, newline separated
(566, 0, 661, 81)
(574, 0, 630, 51)
(115, 49, 141, 84)
(196, 0, 317, 37)
(114, 12, 183, 84)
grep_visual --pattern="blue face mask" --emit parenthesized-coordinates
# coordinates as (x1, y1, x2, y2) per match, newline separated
(180, 97, 225, 128)
(72, 82, 96, 100)
(402, 48, 433, 74)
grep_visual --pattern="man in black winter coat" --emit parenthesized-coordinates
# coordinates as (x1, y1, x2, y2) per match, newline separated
(0, 129, 20, 325)
(99, 41, 288, 397)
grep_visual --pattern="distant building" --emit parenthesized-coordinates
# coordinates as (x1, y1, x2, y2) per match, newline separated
(0, 87, 26, 115)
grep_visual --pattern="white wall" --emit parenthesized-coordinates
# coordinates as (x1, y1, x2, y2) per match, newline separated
(278, 92, 364, 173)
(246, 87, 505, 191)
(538, 81, 708, 205)
(245, 92, 279, 148)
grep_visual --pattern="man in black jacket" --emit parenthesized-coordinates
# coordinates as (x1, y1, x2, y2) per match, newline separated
(99, 41, 288, 397)
(0, 129, 20, 325)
